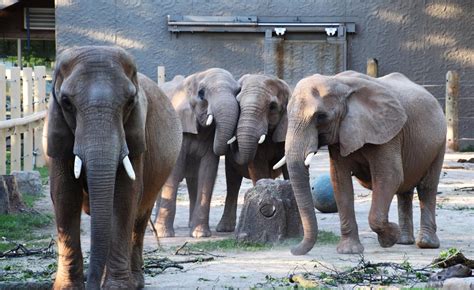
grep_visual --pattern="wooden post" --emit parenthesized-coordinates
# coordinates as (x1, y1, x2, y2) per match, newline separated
(367, 58, 378, 77)
(22, 67, 34, 170)
(0, 65, 6, 174)
(33, 66, 46, 167)
(157, 66, 165, 86)
(9, 67, 21, 172)
(446, 70, 459, 151)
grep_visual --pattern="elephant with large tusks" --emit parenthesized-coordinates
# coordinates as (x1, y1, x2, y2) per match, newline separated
(275, 70, 446, 255)
(155, 68, 240, 238)
(216, 74, 291, 232)
(43, 46, 182, 289)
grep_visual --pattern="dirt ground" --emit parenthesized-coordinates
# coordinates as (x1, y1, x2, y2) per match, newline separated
(2, 149, 474, 288)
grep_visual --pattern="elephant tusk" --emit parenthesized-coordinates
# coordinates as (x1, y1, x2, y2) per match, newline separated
(304, 152, 316, 166)
(227, 136, 236, 144)
(258, 134, 266, 144)
(206, 114, 213, 126)
(123, 156, 136, 181)
(272, 156, 286, 170)
(74, 156, 82, 179)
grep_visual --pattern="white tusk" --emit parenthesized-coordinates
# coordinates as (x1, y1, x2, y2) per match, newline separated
(304, 152, 316, 166)
(74, 156, 82, 179)
(258, 134, 266, 144)
(227, 136, 236, 144)
(273, 156, 286, 170)
(123, 156, 136, 181)
(206, 114, 213, 126)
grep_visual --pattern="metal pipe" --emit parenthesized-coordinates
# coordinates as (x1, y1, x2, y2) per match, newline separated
(168, 21, 345, 27)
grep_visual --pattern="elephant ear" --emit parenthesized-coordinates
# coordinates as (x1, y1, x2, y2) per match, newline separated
(46, 50, 77, 159)
(46, 91, 75, 158)
(338, 80, 407, 157)
(170, 76, 199, 134)
(270, 78, 291, 143)
(124, 73, 148, 156)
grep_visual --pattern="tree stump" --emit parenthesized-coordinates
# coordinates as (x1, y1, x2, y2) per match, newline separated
(0, 176, 9, 214)
(0, 175, 26, 213)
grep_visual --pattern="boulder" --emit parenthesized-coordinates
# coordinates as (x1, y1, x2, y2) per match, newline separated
(11, 170, 43, 196)
(236, 179, 303, 244)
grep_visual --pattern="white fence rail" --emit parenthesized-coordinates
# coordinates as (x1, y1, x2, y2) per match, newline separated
(0, 64, 48, 174)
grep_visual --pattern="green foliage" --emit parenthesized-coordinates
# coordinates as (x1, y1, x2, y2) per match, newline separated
(438, 248, 459, 260)
(22, 193, 42, 208)
(34, 166, 49, 185)
(0, 212, 53, 244)
(186, 238, 269, 252)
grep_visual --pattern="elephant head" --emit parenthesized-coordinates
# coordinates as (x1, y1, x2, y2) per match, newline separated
(46, 46, 147, 285)
(231, 74, 291, 165)
(275, 71, 407, 255)
(171, 68, 240, 156)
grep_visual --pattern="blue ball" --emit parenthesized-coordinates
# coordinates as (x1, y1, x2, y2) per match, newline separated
(311, 173, 338, 213)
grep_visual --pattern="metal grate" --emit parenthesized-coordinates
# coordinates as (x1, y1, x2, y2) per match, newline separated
(24, 7, 55, 31)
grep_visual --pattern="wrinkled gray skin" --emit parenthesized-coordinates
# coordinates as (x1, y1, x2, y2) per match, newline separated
(43, 46, 182, 289)
(236, 179, 303, 243)
(155, 68, 240, 238)
(216, 74, 291, 232)
(285, 71, 446, 255)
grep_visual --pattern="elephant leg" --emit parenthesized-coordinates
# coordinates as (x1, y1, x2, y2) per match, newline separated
(186, 176, 198, 228)
(130, 206, 153, 289)
(50, 159, 85, 289)
(154, 151, 185, 237)
(367, 145, 403, 248)
(415, 149, 443, 249)
(329, 149, 364, 254)
(396, 190, 415, 244)
(248, 159, 271, 185)
(103, 158, 142, 289)
(190, 152, 219, 238)
(216, 157, 243, 232)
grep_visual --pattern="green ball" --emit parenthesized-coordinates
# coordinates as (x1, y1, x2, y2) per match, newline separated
(311, 173, 338, 213)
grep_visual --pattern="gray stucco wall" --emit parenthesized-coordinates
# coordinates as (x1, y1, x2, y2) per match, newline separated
(55, 0, 474, 147)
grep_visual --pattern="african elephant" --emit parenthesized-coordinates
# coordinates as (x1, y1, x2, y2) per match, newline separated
(216, 74, 291, 232)
(43, 46, 182, 289)
(274, 71, 446, 255)
(155, 68, 240, 238)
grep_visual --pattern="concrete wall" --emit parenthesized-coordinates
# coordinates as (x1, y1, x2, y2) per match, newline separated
(55, 0, 474, 147)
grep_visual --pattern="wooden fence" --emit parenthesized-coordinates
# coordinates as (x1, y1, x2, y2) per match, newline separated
(0, 65, 48, 174)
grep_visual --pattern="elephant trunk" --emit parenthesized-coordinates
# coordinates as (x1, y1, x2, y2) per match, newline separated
(212, 93, 239, 156)
(85, 153, 118, 288)
(285, 116, 319, 255)
(233, 105, 265, 165)
(74, 112, 123, 289)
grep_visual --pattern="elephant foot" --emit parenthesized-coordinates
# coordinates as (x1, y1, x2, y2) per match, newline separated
(53, 281, 85, 290)
(191, 224, 212, 238)
(416, 232, 440, 248)
(397, 231, 415, 245)
(376, 222, 400, 248)
(132, 270, 145, 289)
(154, 224, 175, 238)
(216, 219, 236, 232)
(336, 237, 364, 254)
(102, 278, 134, 290)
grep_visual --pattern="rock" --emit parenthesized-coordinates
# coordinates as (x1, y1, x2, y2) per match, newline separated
(311, 173, 338, 213)
(442, 277, 474, 290)
(11, 170, 43, 196)
(236, 179, 303, 244)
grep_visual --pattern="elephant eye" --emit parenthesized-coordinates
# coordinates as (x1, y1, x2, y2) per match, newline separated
(315, 112, 328, 122)
(197, 88, 205, 100)
(269, 101, 278, 111)
(61, 95, 73, 111)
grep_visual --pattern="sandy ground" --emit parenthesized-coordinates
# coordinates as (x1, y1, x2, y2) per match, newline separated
(2, 149, 473, 288)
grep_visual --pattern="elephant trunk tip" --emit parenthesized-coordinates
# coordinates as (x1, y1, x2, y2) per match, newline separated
(290, 236, 317, 256)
